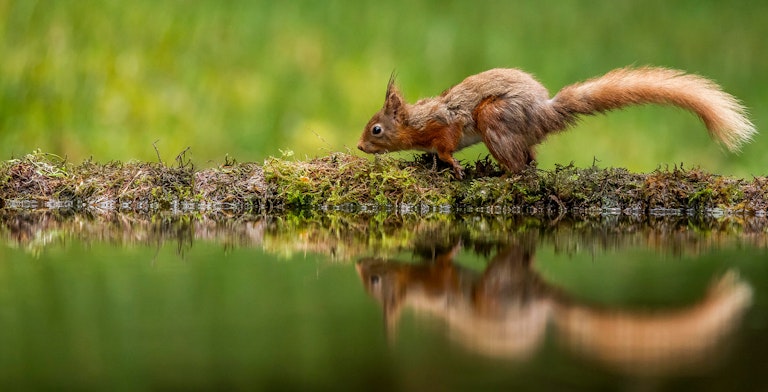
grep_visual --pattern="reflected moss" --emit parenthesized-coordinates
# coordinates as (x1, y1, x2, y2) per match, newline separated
(2, 208, 767, 260)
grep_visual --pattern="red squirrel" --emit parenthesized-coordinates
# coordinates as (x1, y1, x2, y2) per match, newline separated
(357, 67, 756, 179)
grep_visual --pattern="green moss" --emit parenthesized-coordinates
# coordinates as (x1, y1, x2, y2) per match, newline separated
(2, 151, 768, 216)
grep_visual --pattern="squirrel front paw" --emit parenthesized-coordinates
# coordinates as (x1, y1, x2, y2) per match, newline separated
(452, 165, 465, 180)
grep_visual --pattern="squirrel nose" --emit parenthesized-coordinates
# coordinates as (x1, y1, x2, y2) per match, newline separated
(357, 143, 364, 152)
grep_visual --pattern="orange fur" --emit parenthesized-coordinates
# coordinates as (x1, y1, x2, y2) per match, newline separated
(358, 67, 755, 178)
(357, 244, 752, 373)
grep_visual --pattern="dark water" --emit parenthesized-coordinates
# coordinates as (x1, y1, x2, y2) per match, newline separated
(0, 211, 767, 390)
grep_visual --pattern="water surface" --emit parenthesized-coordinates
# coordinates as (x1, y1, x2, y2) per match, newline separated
(0, 211, 766, 390)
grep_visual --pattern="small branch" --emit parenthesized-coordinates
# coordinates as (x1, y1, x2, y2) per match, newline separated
(175, 147, 192, 170)
(153, 140, 164, 166)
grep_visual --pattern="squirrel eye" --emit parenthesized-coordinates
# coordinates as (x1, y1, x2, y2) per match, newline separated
(371, 125, 383, 135)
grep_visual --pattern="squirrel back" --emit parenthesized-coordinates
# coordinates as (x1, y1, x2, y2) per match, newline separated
(358, 67, 756, 178)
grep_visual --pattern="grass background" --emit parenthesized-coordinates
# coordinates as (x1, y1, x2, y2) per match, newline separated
(1, 0, 765, 176)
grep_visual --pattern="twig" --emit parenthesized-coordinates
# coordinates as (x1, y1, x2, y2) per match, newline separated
(311, 130, 333, 153)
(153, 140, 164, 166)
(175, 146, 192, 169)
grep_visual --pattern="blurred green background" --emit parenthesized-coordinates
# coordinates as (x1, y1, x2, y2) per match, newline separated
(0, 0, 765, 176)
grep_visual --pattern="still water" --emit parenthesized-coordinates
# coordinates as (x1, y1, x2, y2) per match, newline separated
(0, 211, 766, 390)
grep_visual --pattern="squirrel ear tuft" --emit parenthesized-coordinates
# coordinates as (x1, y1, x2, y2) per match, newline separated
(385, 71, 397, 100)
(385, 92, 404, 119)
(384, 71, 407, 121)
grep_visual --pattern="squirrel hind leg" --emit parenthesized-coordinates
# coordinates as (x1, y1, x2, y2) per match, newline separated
(526, 149, 536, 166)
(474, 98, 538, 173)
(482, 131, 532, 173)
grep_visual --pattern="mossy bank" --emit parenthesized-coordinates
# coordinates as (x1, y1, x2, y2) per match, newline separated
(1, 150, 767, 216)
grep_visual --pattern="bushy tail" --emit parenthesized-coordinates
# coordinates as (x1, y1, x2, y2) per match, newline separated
(550, 67, 756, 151)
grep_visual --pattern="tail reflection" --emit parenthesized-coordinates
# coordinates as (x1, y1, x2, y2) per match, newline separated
(357, 242, 752, 375)
(555, 269, 752, 375)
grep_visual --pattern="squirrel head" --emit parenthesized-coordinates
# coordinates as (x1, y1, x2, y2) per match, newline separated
(356, 257, 406, 341)
(358, 75, 409, 154)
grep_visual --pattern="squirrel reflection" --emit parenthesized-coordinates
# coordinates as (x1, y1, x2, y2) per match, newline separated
(357, 239, 752, 376)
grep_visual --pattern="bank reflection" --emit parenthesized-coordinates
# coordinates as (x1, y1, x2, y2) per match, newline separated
(357, 239, 752, 376)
